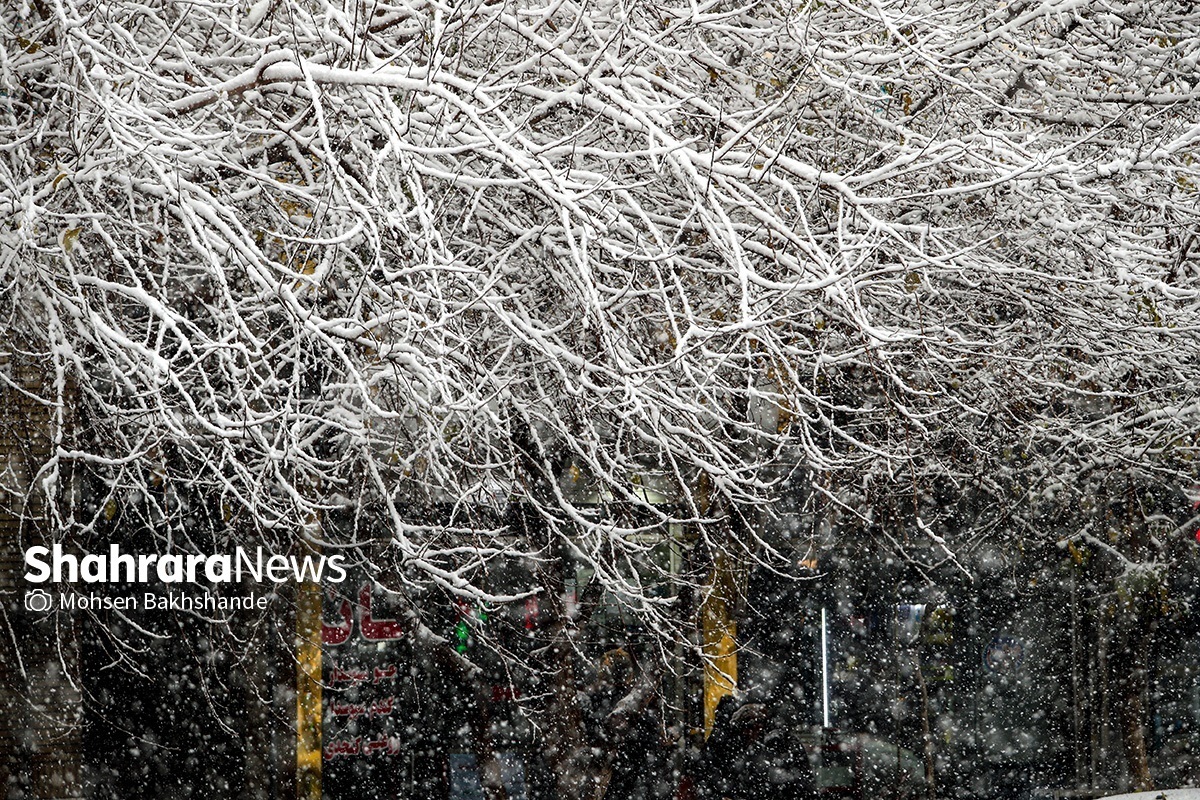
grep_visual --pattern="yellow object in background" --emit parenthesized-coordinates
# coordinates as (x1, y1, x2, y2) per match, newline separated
(296, 579, 323, 800)
(701, 552, 739, 737)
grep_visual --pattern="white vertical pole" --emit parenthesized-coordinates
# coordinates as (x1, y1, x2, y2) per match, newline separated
(821, 606, 830, 729)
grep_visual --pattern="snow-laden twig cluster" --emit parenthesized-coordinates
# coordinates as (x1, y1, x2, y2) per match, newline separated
(2, 0, 1199, 642)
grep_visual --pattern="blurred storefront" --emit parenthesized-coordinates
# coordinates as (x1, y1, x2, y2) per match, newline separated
(736, 537, 1200, 799)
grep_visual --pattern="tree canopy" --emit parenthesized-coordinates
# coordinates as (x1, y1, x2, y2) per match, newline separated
(3, 0, 1200, 638)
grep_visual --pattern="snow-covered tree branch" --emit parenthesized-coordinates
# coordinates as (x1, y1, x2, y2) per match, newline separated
(3, 0, 1200, 695)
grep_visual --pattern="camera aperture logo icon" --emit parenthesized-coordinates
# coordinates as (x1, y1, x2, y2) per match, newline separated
(25, 589, 53, 612)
